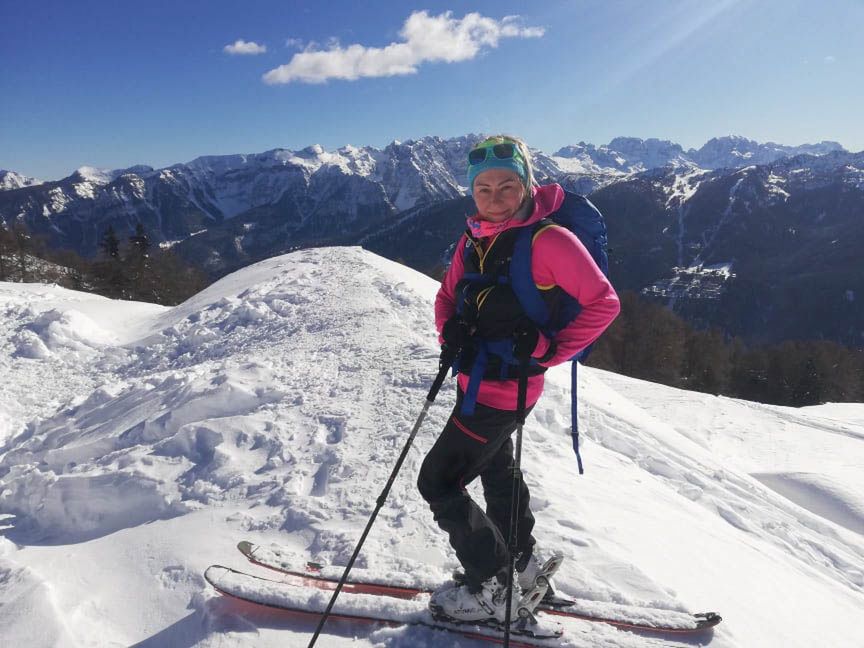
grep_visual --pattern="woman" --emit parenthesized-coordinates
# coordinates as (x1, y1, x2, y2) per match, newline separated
(418, 135, 620, 623)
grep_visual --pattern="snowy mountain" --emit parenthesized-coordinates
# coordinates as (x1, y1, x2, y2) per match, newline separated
(0, 137, 482, 268)
(1, 248, 862, 647)
(553, 138, 693, 175)
(362, 150, 864, 347)
(0, 135, 848, 267)
(549, 135, 844, 175)
(591, 151, 864, 345)
(688, 136, 845, 170)
(0, 170, 42, 190)
(3, 137, 861, 345)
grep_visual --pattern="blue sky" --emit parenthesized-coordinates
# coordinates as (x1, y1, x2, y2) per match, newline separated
(2, 0, 862, 180)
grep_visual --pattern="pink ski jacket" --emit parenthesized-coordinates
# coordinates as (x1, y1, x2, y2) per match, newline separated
(434, 183, 621, 411)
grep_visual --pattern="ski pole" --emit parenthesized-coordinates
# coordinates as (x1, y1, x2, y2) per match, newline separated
(307, 346, 457, 648)
(503, 355, 530, 647)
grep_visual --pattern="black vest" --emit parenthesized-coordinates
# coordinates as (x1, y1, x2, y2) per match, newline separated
(454, 220, 565, 381)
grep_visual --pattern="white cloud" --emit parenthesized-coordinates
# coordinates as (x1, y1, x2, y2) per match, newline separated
(285, 37, 305, 50)
(262, 10, 544, 85)
(224, 39, 267, 55)
(824, 55, 836, 64)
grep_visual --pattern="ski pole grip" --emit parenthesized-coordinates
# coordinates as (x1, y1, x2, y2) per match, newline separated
(427, 346, 456, 402)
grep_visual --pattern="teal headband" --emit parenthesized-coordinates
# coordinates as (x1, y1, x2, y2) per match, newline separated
(467, 143, 528, 195)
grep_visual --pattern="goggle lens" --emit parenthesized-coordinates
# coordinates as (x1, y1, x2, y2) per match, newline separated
(468, 142, 517, 165)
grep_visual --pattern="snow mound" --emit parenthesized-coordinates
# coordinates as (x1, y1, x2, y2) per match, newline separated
(0, 470, 185, 544)
(13, 308, 117, 358)
(0, 364, 286, 542)
(752, 472, 864, 537)
(0, 283, 167, 450)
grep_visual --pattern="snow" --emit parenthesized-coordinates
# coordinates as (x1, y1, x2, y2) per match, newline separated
(550, 156, 601, 176)
(72, 181, 99, 200)
(0, 248, 862, 647)
(688, 176, 745, 268)
(75, 166, 116, 185)
(766, 173, 790, 201)
(46, 186, 71, 214)
(674, 262, 734, 280)
(665, 170, 707, 209)
(0, 170, 43, 190)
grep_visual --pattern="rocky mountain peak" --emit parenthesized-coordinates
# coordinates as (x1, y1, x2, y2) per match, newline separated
(0, 170, 43, 190)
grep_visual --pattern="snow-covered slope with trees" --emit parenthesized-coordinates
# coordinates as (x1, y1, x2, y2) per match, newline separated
(1, 248, 862, 647)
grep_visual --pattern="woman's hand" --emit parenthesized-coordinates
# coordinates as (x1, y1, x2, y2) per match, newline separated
(442, 316, 472, 352)
(512, 325, 539, 361)
(513, 325, 557, 363)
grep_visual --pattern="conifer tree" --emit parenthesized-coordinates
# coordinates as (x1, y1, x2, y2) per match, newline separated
(11, 224, 33, 280)
(100, 225, 120, 259)
(126, 222, 153, 300)
(0, 225, 13, 280)
(683, 329, 731, 394)
(91, 225, 129, 298)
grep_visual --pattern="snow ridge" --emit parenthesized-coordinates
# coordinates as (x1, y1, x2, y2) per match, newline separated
(0, 250, 862, 647)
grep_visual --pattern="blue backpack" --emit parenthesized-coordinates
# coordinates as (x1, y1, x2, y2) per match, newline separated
(513, 191, 609, 474)
(459, 190, 610, 474)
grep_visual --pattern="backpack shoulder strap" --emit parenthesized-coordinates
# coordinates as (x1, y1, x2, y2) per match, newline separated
(510, 224, 550, 329)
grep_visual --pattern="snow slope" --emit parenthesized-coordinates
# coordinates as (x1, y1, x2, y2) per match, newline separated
(0, 249, 862, 648)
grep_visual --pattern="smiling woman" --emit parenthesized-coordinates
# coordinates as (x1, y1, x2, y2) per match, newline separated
(472, 169, 526, 222)
(467, 135, 537, 224)
(419, 133, 621, 624)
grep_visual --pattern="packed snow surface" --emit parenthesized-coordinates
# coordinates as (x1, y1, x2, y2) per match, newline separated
(0, 247, 862, 647)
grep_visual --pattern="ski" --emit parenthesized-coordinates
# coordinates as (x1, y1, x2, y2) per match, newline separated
(237, 540, 722, 634)
(205, 564, 563, 647)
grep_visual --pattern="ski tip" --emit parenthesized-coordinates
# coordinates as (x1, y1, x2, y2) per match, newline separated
(694, 612, 723, 628)
(237, 540, 255, 556)
(203, 564, 231, 583)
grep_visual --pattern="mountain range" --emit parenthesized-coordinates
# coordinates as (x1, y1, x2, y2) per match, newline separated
(1, 135, 862, 347)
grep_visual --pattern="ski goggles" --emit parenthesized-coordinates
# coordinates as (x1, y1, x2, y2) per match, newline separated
(467, 142, 521, 165)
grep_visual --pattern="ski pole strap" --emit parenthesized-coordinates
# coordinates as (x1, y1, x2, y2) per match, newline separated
(571, 361, 584, 474)
(517, 355, 529, 425)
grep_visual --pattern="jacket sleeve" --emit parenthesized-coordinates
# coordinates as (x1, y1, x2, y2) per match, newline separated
(530, 226, 620, 366)
(434, 234, 468, 343)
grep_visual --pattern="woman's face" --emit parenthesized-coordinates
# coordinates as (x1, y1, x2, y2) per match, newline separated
(472, 169, 526, 223)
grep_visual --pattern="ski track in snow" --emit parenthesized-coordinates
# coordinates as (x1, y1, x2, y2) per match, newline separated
(0, 247, 862, 647)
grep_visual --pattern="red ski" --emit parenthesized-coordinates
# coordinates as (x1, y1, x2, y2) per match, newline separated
(237, 540, 722, 634)
(205, 564, 564, 647)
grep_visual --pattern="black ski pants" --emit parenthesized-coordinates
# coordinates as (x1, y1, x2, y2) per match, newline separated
(417, 388, 535, 590)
